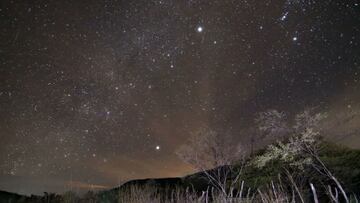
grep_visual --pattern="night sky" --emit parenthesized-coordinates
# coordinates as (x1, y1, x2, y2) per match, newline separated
(1, 0, 359, 195)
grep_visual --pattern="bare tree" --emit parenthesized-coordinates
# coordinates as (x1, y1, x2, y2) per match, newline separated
(176, 127, 244, 198)
(249, 110, 288, 155)
(254, 108, 351, 202)
(253, 108, 325, 168)
(256, 110, 289, 140)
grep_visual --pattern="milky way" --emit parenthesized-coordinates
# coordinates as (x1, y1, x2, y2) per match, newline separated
(0, 0, 359, 195)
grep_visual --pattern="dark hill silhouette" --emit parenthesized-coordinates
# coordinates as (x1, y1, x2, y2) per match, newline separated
(1, 142, 359, 202)
(0, 190, 31, 202)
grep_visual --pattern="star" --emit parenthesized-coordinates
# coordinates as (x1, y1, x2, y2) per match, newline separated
(0, 0, 358, 195)
(280, 12, 288, 21)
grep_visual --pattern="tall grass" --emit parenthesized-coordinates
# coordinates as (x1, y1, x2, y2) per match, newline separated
(115, 179, 359, 203)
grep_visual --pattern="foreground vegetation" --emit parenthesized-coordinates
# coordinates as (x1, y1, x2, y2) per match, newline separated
(101, 142, 360, 203)
(1, 109, 359, 202)
(1, 141, 359, 203)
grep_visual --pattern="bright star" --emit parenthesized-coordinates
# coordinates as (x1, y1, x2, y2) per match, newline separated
(197, 26, 203, 33)
(155, 145, 160, 150)
(280, 12, 288, 21)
